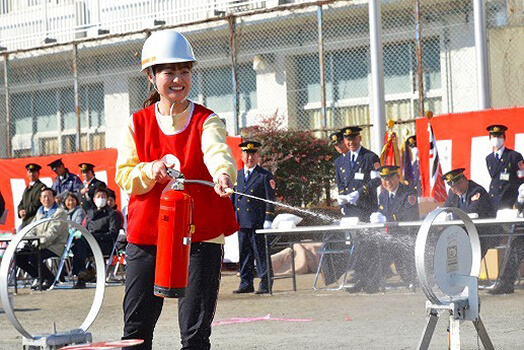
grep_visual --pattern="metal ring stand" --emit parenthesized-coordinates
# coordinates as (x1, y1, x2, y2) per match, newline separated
(415, 208, 494, 350)
(0, 218, 106, 348)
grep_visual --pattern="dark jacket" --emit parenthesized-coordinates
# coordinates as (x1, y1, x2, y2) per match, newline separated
(51, 169, 83, 198)
(232, 165, 276, 229)
(444, 180, 496, 219)
(18, 179, 46, 228)
(378, 183, 419, 222)
(338, 147, 380, 221)
(81, 177, 107, 211)
(486, 148, 523, 210)
(86, 206, 121, 255)
(0, 191, 5, 219)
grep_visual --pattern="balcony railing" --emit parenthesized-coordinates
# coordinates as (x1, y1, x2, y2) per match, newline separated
(0, 0, 308, 51)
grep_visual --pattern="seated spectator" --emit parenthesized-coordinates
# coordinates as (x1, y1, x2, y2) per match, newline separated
(62, 191, 89, 289)
(442, 168, 498, 258)
(85, 188, 121, 256)
(107, 188, 127, 252)
(489, 183, 524, 294)
(16, 187, 68, 290)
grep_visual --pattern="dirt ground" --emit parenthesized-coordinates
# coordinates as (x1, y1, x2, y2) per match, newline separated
(1, 272, 523, 350)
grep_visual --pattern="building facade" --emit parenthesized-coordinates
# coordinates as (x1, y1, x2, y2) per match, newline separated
(0, 0, 522, 157)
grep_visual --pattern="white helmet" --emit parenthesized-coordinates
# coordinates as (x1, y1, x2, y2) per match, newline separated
(141, 30, 196, 72)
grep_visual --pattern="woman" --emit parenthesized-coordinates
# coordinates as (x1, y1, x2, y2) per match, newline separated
(116, 30, 238, 350)
(63, 191, 88, 289)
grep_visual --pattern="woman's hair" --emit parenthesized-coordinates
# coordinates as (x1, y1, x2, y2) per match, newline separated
(143, 61, 194, 108)
(63, 191, 79, 207)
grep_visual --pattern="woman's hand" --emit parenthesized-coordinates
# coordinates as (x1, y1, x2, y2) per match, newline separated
(215, 174, 234, 197)
(151, 160, 170, 183)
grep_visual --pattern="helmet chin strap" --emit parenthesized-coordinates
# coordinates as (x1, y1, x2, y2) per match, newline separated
(149, 67, 186, 117)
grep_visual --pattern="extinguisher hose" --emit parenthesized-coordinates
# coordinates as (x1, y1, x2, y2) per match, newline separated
(184, 179, 215, 188)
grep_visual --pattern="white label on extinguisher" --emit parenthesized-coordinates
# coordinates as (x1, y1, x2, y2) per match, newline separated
(183, 237, 191, 245)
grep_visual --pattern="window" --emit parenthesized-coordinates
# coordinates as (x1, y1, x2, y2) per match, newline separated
(294, 37, 442, 130)
(195, 64, 257, 114)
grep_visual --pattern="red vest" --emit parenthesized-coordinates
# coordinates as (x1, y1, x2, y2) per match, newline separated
(126, 103, 239, 245)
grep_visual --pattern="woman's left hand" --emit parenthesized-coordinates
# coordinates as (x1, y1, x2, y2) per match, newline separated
(215, 174, 234, 197)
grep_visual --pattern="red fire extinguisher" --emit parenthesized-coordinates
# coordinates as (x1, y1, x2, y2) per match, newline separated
(154, 187, 194, 298)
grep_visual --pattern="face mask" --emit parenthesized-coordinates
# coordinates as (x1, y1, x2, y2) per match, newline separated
(490, 137, 504, 149)
(94, 197, 107, 208)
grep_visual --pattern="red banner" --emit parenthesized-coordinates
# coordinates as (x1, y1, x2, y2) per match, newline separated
(416, 107, 524, 200)
(0, 136, 242, 232)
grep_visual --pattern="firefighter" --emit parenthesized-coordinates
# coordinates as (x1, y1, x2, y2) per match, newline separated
(115, 30, 238, 350)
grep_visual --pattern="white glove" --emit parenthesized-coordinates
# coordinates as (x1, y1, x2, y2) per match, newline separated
(347, 191, 360, 205)
(263, 220, 273, 229)
(370, 212, 386, 224)
(31, 240, 39, 249)
(337, 195, 349, 206)
(518, 183, 524, 204)
(340, 207, 346, 215)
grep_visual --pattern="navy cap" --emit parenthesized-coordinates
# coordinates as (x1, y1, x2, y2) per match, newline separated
(442, 168, 466, 186)
(79, 163, 95, 173)
(47, 158, 63, 170)
(407, 135, 416, 148)
(341, 126, 362, 138)
(486, 124, 507, 136)
(25, 163, 42, 172)
(239, 141, 261, 153)
(329, 132, 343, 145)
(378, 165, 400, 178)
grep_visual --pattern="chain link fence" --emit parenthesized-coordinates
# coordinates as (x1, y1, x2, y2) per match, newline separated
(0, 0, 522, 158)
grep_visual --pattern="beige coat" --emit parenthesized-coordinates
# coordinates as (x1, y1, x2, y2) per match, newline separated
(30, 205, 68, 256)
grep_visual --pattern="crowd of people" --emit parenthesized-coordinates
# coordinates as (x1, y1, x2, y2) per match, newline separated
(15, 159, 124, 289)
(329, 123, 523, 295)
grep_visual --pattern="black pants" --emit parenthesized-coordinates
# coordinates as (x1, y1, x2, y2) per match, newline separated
(499, 235, 524, 284)
(238, 228, 272, 290)
(122, 242, 223, 350)
(71, 237, 88, 276)
(15, 248, 57, 281)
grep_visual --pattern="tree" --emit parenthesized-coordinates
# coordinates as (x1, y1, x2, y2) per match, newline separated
(242, 114, 336, 207)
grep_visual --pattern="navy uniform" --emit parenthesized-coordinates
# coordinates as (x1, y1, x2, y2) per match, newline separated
(78, 163, 107, 211)
(17, 163, 46, 228)
(490, 193, 524, 294)
(406, 135, 421, 196)
(348, 166, 419, 293)
(48, 159, 83, 199)
(443, 168, 497, 257)
(339, 126, 381, 222)
(376, 166, 419, 286)
(232, 141, 276, 294)
(331, 132, 349, 200)
(485, 125, 523, 210)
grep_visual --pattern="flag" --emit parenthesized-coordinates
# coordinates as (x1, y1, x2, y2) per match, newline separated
(428, 123, 447, 202)
(380, 126, 401, 166)
(401, 138, 415, 188)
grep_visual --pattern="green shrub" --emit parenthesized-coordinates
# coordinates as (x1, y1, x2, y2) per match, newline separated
(242, 113, 337, 207)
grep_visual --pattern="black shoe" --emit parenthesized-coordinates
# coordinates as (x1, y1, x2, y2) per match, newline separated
(73, 278, 86, 289)
(36, 279, 52, 291)
(255, 288, 270, 295)
(488, 282, 514, 295)
(232, 286, 254, 294)
(363, 283, 380, 294)
(345, 280, 364, 294)
(30, 279, 41, 290)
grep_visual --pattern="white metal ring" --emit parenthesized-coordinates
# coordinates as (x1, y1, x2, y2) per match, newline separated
(0, 218, 106, 339)
(414, 208, 481, 305)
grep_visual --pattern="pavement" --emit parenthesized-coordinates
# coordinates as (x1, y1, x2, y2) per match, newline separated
(1, 272, 523, 349)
